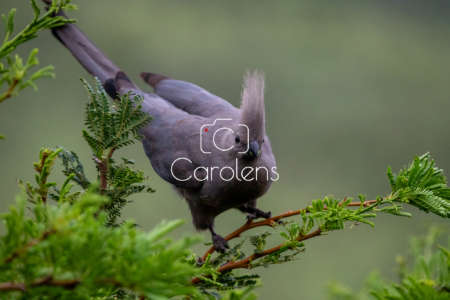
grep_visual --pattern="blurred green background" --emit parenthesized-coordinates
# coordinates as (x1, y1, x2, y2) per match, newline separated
(1, 0, 450, 299)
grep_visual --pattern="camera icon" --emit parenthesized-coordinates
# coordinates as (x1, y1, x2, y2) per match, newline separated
(200, 119, 249, 154)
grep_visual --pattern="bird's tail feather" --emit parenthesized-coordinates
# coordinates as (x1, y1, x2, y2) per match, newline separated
(140, 72, 170, 88)
(45, 2, 130, 98)
(114, 71, 140, 95)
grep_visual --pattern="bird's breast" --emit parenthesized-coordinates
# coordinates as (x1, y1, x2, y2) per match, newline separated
(196, 155, 276, 210)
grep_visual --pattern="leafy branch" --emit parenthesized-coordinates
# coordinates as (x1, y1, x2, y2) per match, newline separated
(78, 78, 154, 226)
(17, 77, 155, 228)
(0, 193, 212, 299)
(0, 0, 76, 139)
(0, 0, 76, 103)
(0, 49, 54, 103)
(18, 147, 63, 204)
(194, 153, 450, 287)
(0, 0, 76, 59)
(80, 78, 153, 191)
(81, 77, 153, 158)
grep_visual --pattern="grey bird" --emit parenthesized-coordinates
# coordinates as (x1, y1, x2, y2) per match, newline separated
(46, 5, 277, 252)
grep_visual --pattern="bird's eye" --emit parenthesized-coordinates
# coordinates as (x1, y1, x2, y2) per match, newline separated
(235, 135, 240, 143)
(263, 139, 265, 143)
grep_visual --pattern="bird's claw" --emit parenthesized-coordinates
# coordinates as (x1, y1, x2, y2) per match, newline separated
(260, 210, 272, 219)
(246, 213, 257, 220)
(246, 210, 271, 220)
(212, 235, 229, 253)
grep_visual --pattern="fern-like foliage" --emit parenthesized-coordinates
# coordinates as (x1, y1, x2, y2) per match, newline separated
(80, 77, 153, 159)
(250, 231, 273, 254)
(104, 158, 155, 227)
(387, 153, 450, 218)
(56, 147, 90, 189)
(309, 196, 378, 229)
(199, 274, 261, 293)
(18, 148, 63, 204)
(16, 77, 155, 226)
(72, 77, 155, 225)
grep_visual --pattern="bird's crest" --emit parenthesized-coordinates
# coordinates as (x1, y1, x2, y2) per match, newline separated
(240, 70, 266, 140)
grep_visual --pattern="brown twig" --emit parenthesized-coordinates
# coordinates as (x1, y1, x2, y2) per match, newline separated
(107, 147, 116, 159)
(94, 157, 108, 191)
(0, 276, 120, 293)
(4, 230, 55, 264)
(0, 276, 79, 293)
(191, 228, 323, 285)
(94, 148, 115, 193)
(192, 199, 381, 285)
(201, 199, 378, 261)
(0, 78, 19, 104)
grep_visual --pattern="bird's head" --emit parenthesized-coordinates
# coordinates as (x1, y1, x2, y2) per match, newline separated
(235, 70, 266, 159)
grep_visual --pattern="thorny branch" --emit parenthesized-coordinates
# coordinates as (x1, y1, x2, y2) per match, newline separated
(201, 198, 378, 261)
(94, 148, 115, 192)
(0, 276, 119, 293)
(94, 157, 108, 191)
(4, 230, 55, 264)
(0, 79, 18, 104)
(192, 198, 379, 285)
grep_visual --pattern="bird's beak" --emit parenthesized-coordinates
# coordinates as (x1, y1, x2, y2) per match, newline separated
(246, 140, 260, 158)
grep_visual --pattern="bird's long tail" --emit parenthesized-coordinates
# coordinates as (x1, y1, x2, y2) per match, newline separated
(44, 1, 136, 97)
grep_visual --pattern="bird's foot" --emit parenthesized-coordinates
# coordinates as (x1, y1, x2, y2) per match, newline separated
(246, 209, 271, 220)
(212, 234, 229, 253)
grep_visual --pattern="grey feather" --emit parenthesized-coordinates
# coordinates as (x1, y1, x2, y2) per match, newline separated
(143, 73, 238, 118)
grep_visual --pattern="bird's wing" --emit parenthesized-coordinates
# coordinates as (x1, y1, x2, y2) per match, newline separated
(46, 8, 119, 93)
(115, 75, 205, 190)
(141, 72, 239, 118)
